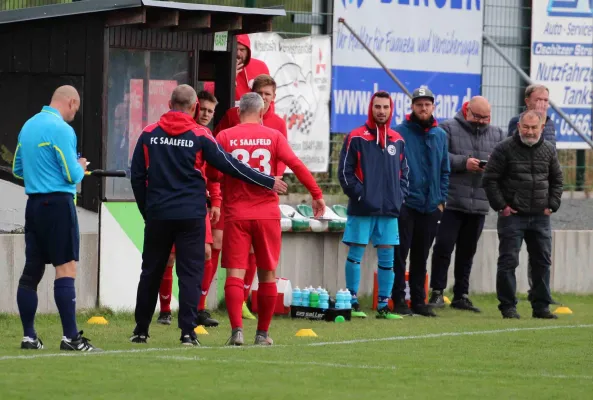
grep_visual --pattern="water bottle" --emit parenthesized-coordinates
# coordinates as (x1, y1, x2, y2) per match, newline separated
(319, 290, 329, 310)
(310, 289, 320, 308)
(335, 289, 344, 309)
(344, 290, 352, 309)
(292, 287, 302, 306)
(302, 287, 310, 307)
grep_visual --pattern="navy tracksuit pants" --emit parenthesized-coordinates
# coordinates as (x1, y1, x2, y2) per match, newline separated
(134, 218, 205, 335)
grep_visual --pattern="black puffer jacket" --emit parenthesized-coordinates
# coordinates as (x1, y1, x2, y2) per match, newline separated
(482, 134, 563, 215)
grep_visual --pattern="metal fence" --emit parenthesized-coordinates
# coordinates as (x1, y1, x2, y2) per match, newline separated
(2, 0, 592, 194)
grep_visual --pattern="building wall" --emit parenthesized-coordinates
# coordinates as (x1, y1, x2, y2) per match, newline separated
(1, 230, 592, 314)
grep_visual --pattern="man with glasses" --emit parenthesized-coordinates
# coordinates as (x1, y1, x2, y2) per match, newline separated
(428, 96, 505, 312)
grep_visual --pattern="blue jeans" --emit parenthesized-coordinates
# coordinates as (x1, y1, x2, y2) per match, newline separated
(496, 214, 553, 312)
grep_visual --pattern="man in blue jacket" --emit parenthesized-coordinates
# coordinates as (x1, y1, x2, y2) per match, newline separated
(12, 85, 100, 352)
(338, 91, 409, 319)
(129, 85, 287, 346)
(391, 87, 450, 317)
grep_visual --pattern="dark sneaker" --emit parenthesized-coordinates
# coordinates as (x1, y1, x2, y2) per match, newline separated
(60, 331, 102, 352)
(411, 304, 437, 317)
(21, 336, 44, 350)
(376, 306, 403, 320)
(450, 295, 481, 313)
(226, 328, 244, 346)
(130, 333, 149, 343)
(392, 300, 413, 316)
(197, 310, 219, 327)
(157, 312, 172, 325)
(180, 333, 200, 346)
(533, 309, 558, 319)
(428, 290, 446, 308)
(254, 334, 274, 346)
(501, 308, 521, 319)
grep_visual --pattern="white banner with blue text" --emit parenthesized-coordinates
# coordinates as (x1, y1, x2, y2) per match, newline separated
(331, 0, 484, 134)
(530, 0, 593, 149)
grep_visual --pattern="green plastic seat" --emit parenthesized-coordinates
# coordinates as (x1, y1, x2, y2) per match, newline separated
(296, 204, 314, 218)
(279, 204, 310, 232)
(332, 204, 348, 219)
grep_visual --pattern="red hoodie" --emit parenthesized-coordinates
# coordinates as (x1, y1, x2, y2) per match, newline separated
(203, 34, 270, 103)
(214, 102, 288, 175)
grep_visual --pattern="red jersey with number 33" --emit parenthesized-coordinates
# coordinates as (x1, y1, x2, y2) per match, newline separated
(207, 123, 322, 221)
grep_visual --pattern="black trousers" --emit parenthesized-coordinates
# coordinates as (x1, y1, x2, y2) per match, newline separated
(430, 209, 485, 299)
(496, 214, 553, 312)
(134, 218, 205, 335)
(392, 205, 442, 306)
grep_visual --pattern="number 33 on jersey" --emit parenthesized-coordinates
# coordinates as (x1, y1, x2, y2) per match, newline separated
(207, 123, 323, 221)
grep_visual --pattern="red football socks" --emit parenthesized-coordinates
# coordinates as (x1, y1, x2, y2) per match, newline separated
(159, 263, 174, 313)
(256, 282, 277, 333)
(211, 248, 221, 269)
(243, 253, 257, 301)
(225, 277, 244, 329)
(198, 259, 215, 311)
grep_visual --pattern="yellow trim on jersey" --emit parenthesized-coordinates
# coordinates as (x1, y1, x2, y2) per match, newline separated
(53, 145, 73, 183)
(38, 142, 50, 147)
(12, 143, 23, 179)
(41, 109, 62, 119)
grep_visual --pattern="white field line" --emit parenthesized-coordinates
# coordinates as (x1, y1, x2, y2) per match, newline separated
(156, 355, 397, 370)
(0, 324, 591, 362)
(155, 355, 593, 380)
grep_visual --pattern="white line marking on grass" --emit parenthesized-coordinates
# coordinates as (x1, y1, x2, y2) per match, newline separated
(308, 324, 593, 346)
(156, 355, 397, 370)
(0, 324, 591, 361)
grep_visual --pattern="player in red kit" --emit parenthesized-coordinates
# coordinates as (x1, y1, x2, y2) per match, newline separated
(157, 91, 221, 327)
(207, 93, 325, 346)
(213, 74, 288, 320)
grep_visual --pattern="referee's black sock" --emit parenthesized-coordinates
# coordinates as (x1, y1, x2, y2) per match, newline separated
(54, 278, 79, 339)
(17, 287, 38, 339)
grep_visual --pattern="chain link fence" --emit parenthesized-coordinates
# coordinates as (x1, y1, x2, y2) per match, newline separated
(2, 0, 591, 196)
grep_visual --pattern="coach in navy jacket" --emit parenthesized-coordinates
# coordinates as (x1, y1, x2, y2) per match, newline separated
(129, 85, 282, 346)
(337, 91, 409, 320)
(391, 87, 450, 318)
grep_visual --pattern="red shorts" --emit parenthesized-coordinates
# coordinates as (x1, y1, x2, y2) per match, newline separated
(221, 219, 281, 271)
(170, 215, 213, 253)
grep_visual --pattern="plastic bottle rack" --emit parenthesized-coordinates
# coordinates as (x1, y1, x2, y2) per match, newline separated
(290, 286, 352, 322)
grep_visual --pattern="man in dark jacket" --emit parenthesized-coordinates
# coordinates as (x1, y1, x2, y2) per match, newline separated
(507, 84, 556, 147)
(391, 87, 450, 317)
(507, 84, 558, 304)
(428, 96, 505, 312)
(130, 85, 286, 346)
(338, 91, 409, 320)
(483, 110, 563, 320)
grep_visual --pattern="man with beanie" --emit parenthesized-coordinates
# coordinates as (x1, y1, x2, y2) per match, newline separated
(391, 87, 450, 317)
(428, 96, 505, 312)
(338, 91, 409, 319)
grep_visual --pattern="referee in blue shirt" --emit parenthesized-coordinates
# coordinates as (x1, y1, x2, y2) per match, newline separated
(12, 85, 101, 352)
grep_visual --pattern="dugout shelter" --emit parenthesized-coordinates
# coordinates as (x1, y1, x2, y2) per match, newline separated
(0, 0, 285, 212)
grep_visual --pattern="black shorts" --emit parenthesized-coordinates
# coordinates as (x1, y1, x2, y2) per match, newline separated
(25, 192, 80, 267)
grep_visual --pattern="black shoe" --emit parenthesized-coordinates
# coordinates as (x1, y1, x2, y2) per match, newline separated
(411, 304, 437, 317)
(501, 308, 521, 319)
(428, 291, 445, 308)
(196, 310, 219, 327)
(130, 332, 149, 343)
(450, 295, 481, 313)
(392, 300, 413, 316)
(60, 331, 102, 352)
(20, 336, 44, 350)
(157, 312, 172, 325)
(180, 333, 200, 346)
(533, 309, 558, 319)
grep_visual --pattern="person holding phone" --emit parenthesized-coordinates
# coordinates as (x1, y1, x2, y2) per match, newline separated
(428, 96, 505, 312)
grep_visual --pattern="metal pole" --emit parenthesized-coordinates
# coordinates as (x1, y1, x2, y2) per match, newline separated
(483, 32, 593, 149)
(338, 18, 413, 99)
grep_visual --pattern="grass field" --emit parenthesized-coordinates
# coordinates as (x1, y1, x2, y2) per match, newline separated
(1, 294, 592, 400)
